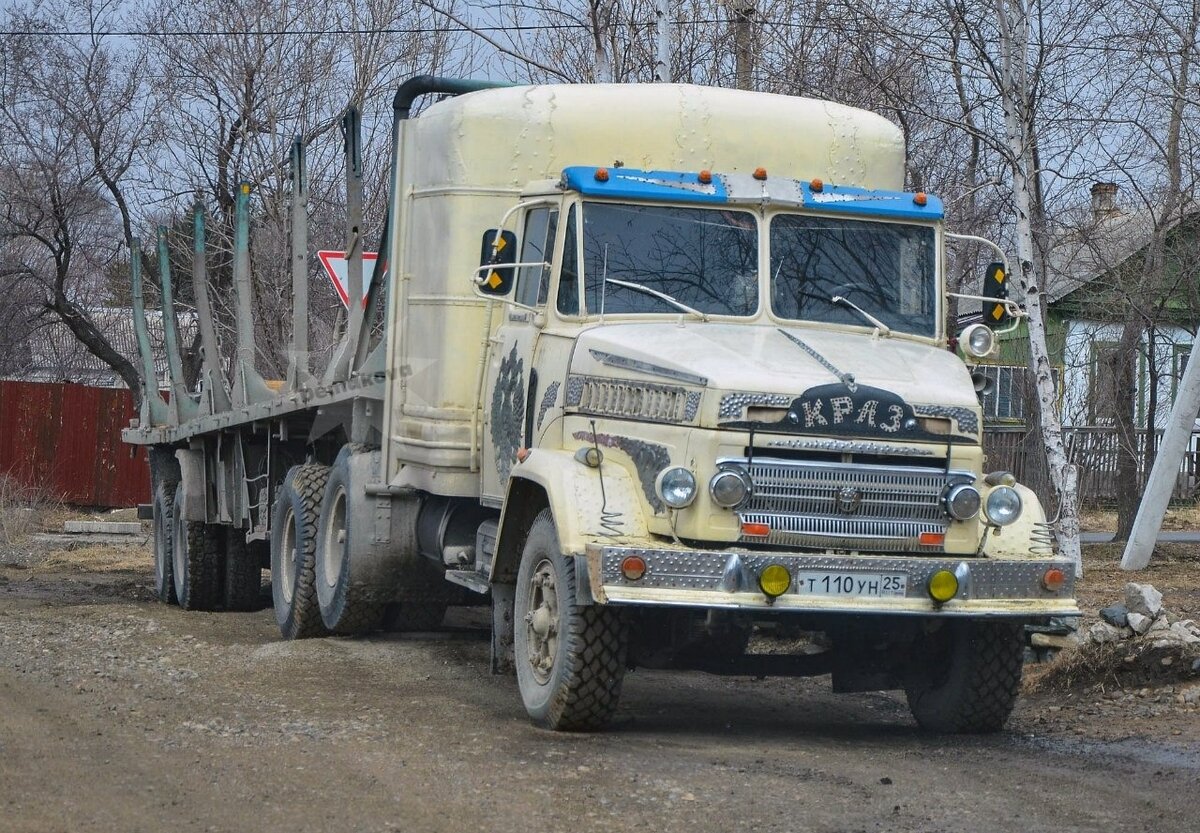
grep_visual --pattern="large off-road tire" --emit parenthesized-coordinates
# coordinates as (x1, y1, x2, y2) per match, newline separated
(224, 529, 264, 612)
(151, 480, 177, 605)
(513, 509, 627, 731)
(314, 446, 388, 635)
(170, 484, 224, 611)
(904, 620, 1025, 734)
(270, 464, 330, 640)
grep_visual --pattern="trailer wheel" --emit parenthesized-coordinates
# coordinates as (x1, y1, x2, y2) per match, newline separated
(270, 464, 330, 640)
(170, 484, 224, 611)
(224, 529, 264, 612)
(513, 509, 627, 731)
(151, 481, 177, 605)
(904, 620, 1025, 734)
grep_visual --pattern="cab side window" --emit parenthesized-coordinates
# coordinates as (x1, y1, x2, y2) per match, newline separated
(556, 206, 580, 315)
(516, 207, 558, 308)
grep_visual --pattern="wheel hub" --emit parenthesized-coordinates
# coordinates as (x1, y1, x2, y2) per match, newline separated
(524, 559, 559, 684)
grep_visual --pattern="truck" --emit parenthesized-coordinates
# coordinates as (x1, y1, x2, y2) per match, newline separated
(123, 76, 1078, 734)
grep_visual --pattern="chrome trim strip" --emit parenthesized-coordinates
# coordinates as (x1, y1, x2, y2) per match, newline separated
(587, 349, 708, 386)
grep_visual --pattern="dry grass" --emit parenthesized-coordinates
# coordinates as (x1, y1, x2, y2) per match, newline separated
(1079, 501, 1200, 532)
(36, 544, 148, 573)
(0, 473, 64, 545)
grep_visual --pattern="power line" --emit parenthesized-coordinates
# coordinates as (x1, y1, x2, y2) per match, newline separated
(0, 19, 1191, 58)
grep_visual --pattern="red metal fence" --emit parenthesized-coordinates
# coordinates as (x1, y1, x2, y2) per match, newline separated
(0, 380, 149, 507)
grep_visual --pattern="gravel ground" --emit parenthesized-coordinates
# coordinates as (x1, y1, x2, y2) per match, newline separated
(1, 537, 1197, 833)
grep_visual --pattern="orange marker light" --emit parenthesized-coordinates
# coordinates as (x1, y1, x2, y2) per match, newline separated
(752, 167, 768, 181)
(741, 522, 771, 537)
(810, 178, 824, 192)
(516, 447, 530, 463)
(698, 169, 713, 184)
(914, 192, 928, 206)
(620, 555, 647, 580)
(1042, 568, 1066, 592)
(594, 168, 610, 182)
(918, 531, 945, 547)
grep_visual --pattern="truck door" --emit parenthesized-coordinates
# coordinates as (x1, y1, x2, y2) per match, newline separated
(481, 203, 560, 501)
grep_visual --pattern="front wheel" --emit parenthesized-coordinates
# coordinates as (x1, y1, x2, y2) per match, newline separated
(513, 509, 627, 731)
(904, 620, 1025, 734)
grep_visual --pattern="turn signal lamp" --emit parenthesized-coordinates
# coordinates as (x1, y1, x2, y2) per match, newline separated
(1042, 568, 1066, 592)
(928, 569, 959, 603)
(918, 531, 945, 547)
(753, 167, 768, 181)
(620, 555, 647, 581)
(698, 169, 713, 184)
(594, 167, 610, 182)
(741, 522, 770, 537)
(759, 564, 791, 598)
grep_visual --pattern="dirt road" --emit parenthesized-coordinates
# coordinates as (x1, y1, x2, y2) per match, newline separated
(1, 544, 1197, 833)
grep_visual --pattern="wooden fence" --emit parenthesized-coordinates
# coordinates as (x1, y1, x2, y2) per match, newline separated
(983, 425, 1200, 508)
(0, 380, 149, 507)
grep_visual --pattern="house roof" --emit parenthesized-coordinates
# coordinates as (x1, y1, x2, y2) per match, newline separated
(2, 307, 197, 389)
(1044, 201, 1198, 305)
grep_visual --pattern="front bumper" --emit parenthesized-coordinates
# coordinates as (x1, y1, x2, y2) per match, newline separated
(584, 544, 1078, 617)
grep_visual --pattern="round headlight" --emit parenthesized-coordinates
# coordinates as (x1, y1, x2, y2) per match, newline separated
(710, 468, 751, 508)
(944, 483, 981, 520)
(960, 323, 996, 359)
(984, 485, 1022, 526)
(655, 466, 697, 509)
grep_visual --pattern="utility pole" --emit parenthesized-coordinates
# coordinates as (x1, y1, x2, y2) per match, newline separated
(726, 1, 756, 90)
(654, 0, 671, 82)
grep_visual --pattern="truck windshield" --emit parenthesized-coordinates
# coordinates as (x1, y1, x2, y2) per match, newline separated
(769, 215, 937, 337)
(581, 202, 758, 317)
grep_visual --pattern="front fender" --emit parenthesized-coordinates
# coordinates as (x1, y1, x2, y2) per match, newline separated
(492, 448, 650, 573)
(980, 483, 1050, 558)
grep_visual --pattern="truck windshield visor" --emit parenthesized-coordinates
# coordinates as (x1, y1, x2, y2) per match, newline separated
(582, 202, 758, 317)
(769, 215, 937, 337)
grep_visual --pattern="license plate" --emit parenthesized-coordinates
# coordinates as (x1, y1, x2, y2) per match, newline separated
(794, 571, 907, 598)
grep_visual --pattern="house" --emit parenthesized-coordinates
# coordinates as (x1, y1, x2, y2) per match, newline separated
(984, 183, 1200, 429)
(0, 306, 197, 390)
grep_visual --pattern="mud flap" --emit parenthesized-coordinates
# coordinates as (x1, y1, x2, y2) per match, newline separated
(491, 582, 515, 675)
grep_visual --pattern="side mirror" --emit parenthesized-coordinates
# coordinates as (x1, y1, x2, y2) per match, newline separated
(981, 261, 1010, 324)
(476, 229, 517, 296)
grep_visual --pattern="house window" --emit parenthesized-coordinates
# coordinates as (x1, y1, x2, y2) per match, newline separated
(979, 365, 1026, 422)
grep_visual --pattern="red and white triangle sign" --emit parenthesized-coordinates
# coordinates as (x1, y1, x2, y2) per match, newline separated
(318, 249, 379, 308)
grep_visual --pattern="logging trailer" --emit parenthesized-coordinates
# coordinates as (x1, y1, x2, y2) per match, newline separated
(123, 77, 1079, 732)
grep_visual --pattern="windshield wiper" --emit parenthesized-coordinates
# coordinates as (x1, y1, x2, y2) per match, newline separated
(605, 278, 708, 321)
(831, 295, 891, 336)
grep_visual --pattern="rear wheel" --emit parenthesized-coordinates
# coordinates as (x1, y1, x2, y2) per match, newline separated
(224, 529, 264, 612)
(151, 481, 177, 605)
(904, 620, 1025, 734)
(170, 484, 223, 611)
(270, 464, 330, 640)
(513, 510, 627, 731)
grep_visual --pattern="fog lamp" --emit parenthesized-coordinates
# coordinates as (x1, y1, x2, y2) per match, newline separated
(928, 569, 959, 603)
(758, 564, 791, 598)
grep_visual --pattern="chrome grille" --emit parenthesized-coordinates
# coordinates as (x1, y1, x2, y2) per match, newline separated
(575, 377, 697, 422)
(731, 457, 971, 552)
